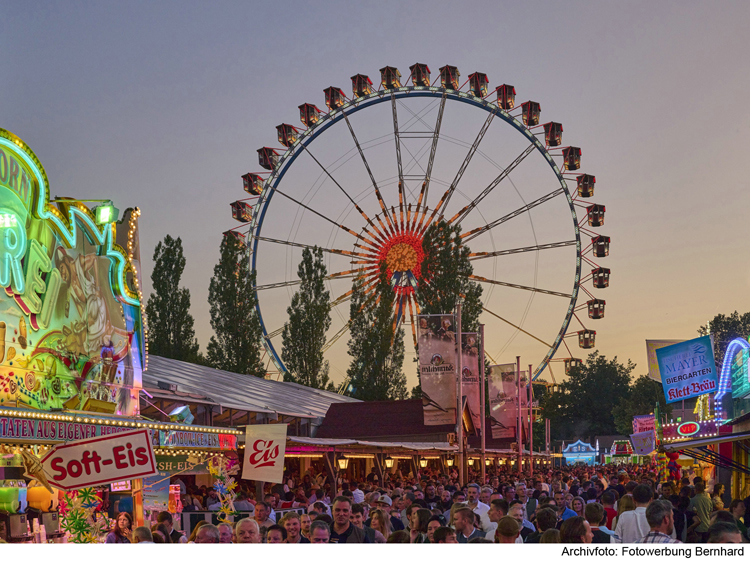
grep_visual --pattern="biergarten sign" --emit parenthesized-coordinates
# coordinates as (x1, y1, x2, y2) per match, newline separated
(655, 336, 718, 403)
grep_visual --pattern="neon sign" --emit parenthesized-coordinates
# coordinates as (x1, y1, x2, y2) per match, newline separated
(677, 422, 700, 436)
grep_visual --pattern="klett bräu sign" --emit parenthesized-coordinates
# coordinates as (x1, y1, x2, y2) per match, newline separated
(656, 336, 717, 403)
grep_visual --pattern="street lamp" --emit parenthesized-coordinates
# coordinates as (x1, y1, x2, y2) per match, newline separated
(337, 457, 349, 471)
(384, 456, 394, 469)
(419, 458, 428, 468)
(467, 458, 475, 466)
(446, 457, 454, 467)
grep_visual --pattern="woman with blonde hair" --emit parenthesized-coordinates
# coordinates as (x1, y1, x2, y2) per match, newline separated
(571, 496, 586, 518)
(449, 502, 468, 528)
(369, 509, 392, 540)
(612, 495, 635, 530)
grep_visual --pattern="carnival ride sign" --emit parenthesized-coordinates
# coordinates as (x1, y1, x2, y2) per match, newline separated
(0, 129, 144, 415)
(655, 336, 718, 403)
(242, 424, 287, 484)
(41, 428, 156, 490)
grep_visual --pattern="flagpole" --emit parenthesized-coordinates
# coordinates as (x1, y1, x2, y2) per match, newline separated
(479, 323, 486, 484)
(528, 364, 533, 478)
(516, 355, 522, 473)
(456, 304, 464, 486)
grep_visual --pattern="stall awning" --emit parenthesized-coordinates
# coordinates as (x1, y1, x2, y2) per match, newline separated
(662, 429, 750, 451)
(287, 436, 457, 453)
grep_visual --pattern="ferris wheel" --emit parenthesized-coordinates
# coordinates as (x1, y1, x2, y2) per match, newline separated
(227, 63, 610, 384)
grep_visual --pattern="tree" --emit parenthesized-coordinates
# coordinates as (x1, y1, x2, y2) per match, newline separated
(281, 247, 332, 389)
(613, 375, 673, 435)
(346, 264, 408, 401)
(417, 220, 483, 331)
(540, 351, 634, 441)
(206, 233, 265, 376)
(145, 235, 201, 362)
(698, 311, 750, 371)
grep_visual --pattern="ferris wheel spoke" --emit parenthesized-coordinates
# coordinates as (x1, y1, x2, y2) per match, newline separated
(462, 187, 565, 243)
(253, 235, 374, 261)
(438, 112, 495, 216)
(481, 304, 553, 349)
(406, 292, 418, 348)
(470, 274, 571, 298)
(255, 269, 364, 292)
(450, 143, 535, 225)
(266, 184, 380, 251)
(421, 92, 447, 211)
(469, 240, 577, 261)
(392, 94, 404, 188)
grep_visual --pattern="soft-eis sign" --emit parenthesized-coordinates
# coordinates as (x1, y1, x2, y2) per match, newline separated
(42, 428, 157, 490)
(242, 424, 287, 484)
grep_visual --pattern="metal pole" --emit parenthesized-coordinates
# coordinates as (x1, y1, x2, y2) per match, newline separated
(479, 324, 486, 484)
(516, 355, 522, 474)
(529, 364, 533, 478)
(545, 418, 550, 455)
(456, 304, 464, 486)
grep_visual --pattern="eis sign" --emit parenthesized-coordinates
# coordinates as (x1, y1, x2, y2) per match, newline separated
(241, 424, 287, 484)
(656, 336, 718, 403)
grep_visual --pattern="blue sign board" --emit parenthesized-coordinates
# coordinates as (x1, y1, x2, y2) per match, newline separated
(656, 336, 717, 403)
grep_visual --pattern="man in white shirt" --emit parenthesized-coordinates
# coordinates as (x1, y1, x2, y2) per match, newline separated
(615, 484, 652, 543)
(351, 482, 365, 504)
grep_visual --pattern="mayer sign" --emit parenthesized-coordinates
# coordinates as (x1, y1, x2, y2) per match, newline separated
(656, 336, 717, 403)
(42, 428, 156, 490)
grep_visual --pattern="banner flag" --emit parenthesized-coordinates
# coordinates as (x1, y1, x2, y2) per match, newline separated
(630, 431, 656, 455)
(488, 364, 527, 439)
(242, 424, 287, 484)
(461, 333, 481, 431)
(646, 340, 686, 382)
(632, 414, 655, 434)
(655, 336, 718, 403)
(417, 314, 457, 425)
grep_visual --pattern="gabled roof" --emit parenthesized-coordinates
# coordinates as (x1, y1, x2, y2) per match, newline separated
(316, 399, 454, 439)
(142, 355, 358, 419)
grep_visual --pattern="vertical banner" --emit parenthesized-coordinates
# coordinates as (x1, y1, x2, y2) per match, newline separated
(630, 431, 655, 455)
(418, 314, 457, 425)
(242, 424, 288, 484)
(655, 336, 718, 403)
(488, 364, 527, 439)
(461, 333, 481, 431)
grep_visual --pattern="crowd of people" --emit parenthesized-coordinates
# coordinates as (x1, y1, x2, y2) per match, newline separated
(107, 463, 750, 545)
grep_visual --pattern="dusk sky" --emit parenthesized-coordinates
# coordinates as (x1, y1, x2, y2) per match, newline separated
(5, 1, 750, 390)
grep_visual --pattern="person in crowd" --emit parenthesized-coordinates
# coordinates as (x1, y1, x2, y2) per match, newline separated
(235, 518, 261, 544)
(509, 501, 535, 541)
(560, 516, 593, 543)
(615, 484, 651, 543)
(106, 512, 132, 544)
(369, 508, 393, 540)
(195, 524, 221, 544)
(688, 481, 713, 541)
(156, 511, 185, 543)
(407, 508, 432, 543)
(351, 503, 384, 543)
(572, 496, 586, 517)
(553, 491, 577, 521)
(707, 521, 743, 543)
(233, 491, 255, 512)
(281, 512, 310, 544)
(484, 498, 509, 540)
(711, 484, 725, 511)
(217, 522, 233, 543)
(329, 496, 369, 543)
(151, 523, 171, 544)
(453, 507, 484, 543)
(265, 524, 286, 543)
(254, 501, 276, 537)
(613, 494, 635, 530)
(300, 513, 313, 539)
(186, 521, 207, 543)
(433, 526, 458, 544)
(526, 507, 558, 543)
(540, 529, 561, 543)
(495, 516, 520, 544)
(728, 499, 747, 539)
(387, 530, 411, 543)
(132, 526, 154, 544)
(601, 491, 618, 529)
(636, 499, 680, 544)
(426, 516, 444, 543)
(584, 503, 614, 544)
(309, 520, 331, 544)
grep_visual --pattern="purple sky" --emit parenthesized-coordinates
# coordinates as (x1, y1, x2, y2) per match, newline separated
(5, 1, 750, 388)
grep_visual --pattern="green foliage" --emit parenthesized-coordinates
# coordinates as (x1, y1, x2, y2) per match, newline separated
(410, 384, 423, 399)
(417, 220, 483, 331)
(613, 375, 672, 435)
(540, 351, 635, 441)
(206, 233, 265, 376)
(145, 235, 201, 363)
(346, 264, 408, 401)
(281, 247, 332, 389)
(698, 311, 750, 371)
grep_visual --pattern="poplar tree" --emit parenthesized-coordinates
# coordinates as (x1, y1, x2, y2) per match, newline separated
(417, 220, 483, 331)
(281, 247, 332, 389)
(145, 235, 201, 362)
(206, 233, 265, 376)
(346, 264, 408, 401)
